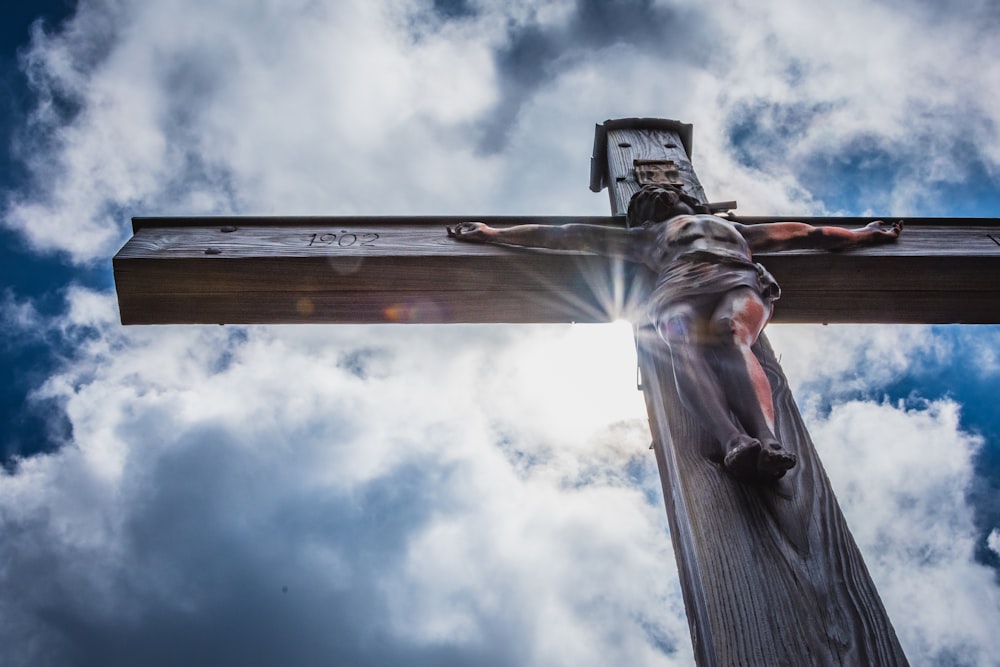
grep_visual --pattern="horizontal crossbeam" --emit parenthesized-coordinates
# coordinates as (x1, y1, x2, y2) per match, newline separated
(113, 216, 1000, 325)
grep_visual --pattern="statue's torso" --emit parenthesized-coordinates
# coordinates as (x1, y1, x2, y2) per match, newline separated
(643, 213, 780, 309)
(648, 214, 752, 272)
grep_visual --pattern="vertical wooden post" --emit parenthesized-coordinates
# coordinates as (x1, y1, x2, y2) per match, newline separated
(592, 119, 908, 666)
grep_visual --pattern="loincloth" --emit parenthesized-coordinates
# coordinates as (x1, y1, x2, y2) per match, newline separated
(647, 253, 780, 324)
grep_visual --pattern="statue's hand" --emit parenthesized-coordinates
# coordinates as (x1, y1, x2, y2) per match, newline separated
(865, 219, 903, 242)
(447, 221, 493, 242)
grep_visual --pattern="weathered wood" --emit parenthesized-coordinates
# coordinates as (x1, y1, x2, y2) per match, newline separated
(116, 288, 629, 325)
(114, 216, 1000, 325)
(638, 333, 909, 665)
(590, 118, 705, 215)
(597, 120, 907, 665)
(113, 218, 647, 325)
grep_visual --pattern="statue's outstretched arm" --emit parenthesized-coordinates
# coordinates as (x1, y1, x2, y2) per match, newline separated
(737, 219, 903, 253)
(448, 222, 651, 264)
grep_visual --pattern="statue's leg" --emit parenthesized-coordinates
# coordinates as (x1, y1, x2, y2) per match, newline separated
(655, 301, 759, 476)
(708, 288, 796, 479)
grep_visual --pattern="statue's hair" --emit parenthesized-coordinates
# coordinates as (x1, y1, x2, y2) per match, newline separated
(626, 184, 707, 226)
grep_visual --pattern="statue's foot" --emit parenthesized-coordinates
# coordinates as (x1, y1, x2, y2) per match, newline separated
(723, 436, 761, 481)
(757, 442, 797, 480)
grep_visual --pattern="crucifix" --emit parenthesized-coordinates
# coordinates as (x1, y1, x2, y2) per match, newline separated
(113, 118, 1000, 665)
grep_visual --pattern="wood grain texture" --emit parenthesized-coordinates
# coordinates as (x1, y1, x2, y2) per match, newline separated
(114, 249, 650, 325)
(114, 217, 652, 325)
(114, 218, 1000, 325)
(602, 126, 707, 218)
(115, 289, 634, 325)
(638, 331, 909, 666)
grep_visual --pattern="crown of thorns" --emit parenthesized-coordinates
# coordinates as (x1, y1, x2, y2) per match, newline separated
(626, 184, 708, 226)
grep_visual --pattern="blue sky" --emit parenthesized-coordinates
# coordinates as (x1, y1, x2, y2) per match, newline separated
(2, 1, 1000, 665)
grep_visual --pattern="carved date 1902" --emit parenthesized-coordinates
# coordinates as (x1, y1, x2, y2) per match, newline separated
(307, 231, 379, 247)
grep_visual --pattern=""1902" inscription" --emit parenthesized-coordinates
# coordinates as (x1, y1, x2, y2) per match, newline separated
(307, 231, 379, 247)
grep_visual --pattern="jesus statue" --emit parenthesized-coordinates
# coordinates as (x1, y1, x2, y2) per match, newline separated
(449, 184, 902, 482)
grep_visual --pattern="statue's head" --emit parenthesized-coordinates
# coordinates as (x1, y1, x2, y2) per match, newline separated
(626, 184, 703, 227)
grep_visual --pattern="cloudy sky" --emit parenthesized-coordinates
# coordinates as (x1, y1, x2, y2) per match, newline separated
(2, 0, 1000, 665)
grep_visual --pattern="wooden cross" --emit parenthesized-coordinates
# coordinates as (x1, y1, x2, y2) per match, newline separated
(113, 118, 1000, 666)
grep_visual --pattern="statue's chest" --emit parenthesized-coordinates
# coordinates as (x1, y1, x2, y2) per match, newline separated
(653, 217, 748, 266)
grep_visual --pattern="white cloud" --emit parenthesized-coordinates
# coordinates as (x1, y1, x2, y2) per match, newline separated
(807, 398, 1000, 664)
(989, 529, 1000, 558)
(0, 288, 692, 666)
(5, 287, 998, 666)
(9, 0, 1000, 261)
(767, 323, 939, 397)
(1, 289, 45, 338)
(5, 0, 510, 262)
(702, 0, 1000, 214)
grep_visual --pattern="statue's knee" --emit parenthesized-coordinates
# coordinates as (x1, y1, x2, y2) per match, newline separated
(712, 313, 759, 347)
